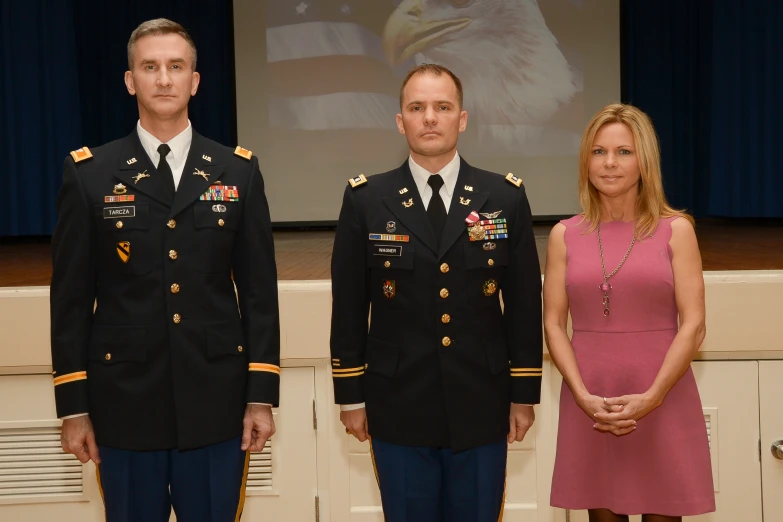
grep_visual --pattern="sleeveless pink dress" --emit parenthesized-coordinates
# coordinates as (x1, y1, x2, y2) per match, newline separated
(550, 216, 715, 516)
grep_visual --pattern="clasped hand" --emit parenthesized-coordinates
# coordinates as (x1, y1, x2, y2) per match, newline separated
(579, 392, 661, 436)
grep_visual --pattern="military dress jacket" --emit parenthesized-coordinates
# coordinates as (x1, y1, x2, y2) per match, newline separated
(50, 130, 280, 451)
(330, 159, 543, 451)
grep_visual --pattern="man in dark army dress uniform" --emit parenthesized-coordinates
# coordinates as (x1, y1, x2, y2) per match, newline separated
(330, 64, 543, 522)
(50, 19, 279, 522)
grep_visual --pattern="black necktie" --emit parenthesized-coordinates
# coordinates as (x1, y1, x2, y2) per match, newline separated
(157, 143, 175, 196)
(427, 174, 447, 243)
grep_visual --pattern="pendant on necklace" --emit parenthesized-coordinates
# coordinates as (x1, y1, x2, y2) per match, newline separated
(600, 282, 612, 316)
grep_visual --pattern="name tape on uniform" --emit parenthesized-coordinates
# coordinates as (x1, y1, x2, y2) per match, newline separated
(373, 245, 402, 256)
(103, 206, 135, 219)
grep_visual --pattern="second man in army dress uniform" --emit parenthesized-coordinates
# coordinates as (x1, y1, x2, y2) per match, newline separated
(330, 64, 543, 521)
(50, 19, 279, 522)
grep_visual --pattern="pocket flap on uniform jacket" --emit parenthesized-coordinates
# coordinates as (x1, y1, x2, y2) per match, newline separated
(88, 325, 146, 363)
(194, 203, 240, 230)
(365, 337, 400, 378)
(95, 202, 150, 231)
(485, 337, 509, 375)
(205, 319, 246, 358)
(463, 241, 509, 269)
(367, 243, 415, 270)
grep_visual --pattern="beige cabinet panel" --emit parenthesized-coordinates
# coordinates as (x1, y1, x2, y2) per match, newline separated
(242, 366, 318, 521)
(759, 361, 783, 522)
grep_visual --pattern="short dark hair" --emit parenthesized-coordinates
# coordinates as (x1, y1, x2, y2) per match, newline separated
(399, 64, 464, 109)
(127, 18, 197, 71)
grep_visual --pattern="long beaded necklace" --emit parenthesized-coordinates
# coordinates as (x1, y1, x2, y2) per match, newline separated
(597, 222, 637, 317)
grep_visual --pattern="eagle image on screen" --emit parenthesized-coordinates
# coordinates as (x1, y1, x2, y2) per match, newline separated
(265, 0, 583, 157)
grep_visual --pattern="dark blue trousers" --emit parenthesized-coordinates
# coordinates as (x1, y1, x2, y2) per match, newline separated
(370, 438, 507, 522)
(96, 436, 248, 522)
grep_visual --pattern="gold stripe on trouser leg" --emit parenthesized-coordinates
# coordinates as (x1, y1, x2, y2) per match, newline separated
(367, 437, 386, 522)
(497, 467, 507, 522)
(234, 451, 251, 522)
(95, 462, 106, 520)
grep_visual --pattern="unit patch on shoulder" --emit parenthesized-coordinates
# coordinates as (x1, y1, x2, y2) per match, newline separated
(505, 172, 523, 187)
(348, 174, 368, 188)
(70, 147, 93, 163)
(234, 146, 253, 160)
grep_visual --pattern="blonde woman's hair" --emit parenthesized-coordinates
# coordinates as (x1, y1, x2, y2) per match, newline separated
(578, 103, 693, 238)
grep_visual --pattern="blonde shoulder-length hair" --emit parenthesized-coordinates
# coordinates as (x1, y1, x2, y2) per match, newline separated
(578, 103, 693, 238)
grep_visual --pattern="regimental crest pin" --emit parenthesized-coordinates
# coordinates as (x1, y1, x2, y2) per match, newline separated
(402, 198, 414, 208)
(386, 221, 396, 233)
(459, 197, 471, 206)
(383, 280, 396, 299)
(483, 279, 498, 297)
(113, 183, 127, 195)
(116, 242, 130, 263)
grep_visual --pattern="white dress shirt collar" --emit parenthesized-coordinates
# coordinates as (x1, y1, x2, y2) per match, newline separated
(408, 151, 461, 202)
(136, 120, 192, 171)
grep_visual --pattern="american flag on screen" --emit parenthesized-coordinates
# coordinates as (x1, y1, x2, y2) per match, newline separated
(265, 0, 403, 131)
(263, 0, 583, 156)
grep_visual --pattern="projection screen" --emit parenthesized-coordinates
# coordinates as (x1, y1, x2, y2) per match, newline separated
(233, 0, 620, 223)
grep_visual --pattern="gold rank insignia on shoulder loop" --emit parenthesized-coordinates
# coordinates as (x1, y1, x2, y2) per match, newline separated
(348, 174, 368, 188)
(70, 147, 93, 163)
(234, 146, 253, 160)
(505, 173, 523, 187)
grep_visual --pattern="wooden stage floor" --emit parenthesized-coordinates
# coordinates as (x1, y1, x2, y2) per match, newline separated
(0, 219, 781, 287)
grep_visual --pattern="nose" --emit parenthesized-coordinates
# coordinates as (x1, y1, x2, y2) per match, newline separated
(157, 68, 173, 88)
(423, 107, 437, 125)
(604, 152, 618, 168)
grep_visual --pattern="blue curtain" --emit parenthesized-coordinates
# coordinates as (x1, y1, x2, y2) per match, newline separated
(0, 0, 83, 236)
(623, 0, 783, 218)
(0, 0, 235, 236)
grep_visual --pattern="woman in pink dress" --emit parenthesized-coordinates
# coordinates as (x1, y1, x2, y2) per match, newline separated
(544, 104, 716, 522)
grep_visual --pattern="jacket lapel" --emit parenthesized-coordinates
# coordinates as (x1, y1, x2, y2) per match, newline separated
(169, 132, 227, 219)
(438, 160, 488, 260)
(381, 161, 438, 256)
(115, 131, 174, 207)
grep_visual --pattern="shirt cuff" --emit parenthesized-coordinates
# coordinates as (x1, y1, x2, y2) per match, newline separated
(60, 413, 89, 419)
(247, 403, 273, 407)
(340, 402, 366, 411)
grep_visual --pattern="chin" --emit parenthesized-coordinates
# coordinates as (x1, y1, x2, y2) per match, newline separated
(413, 141, 456, 157)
